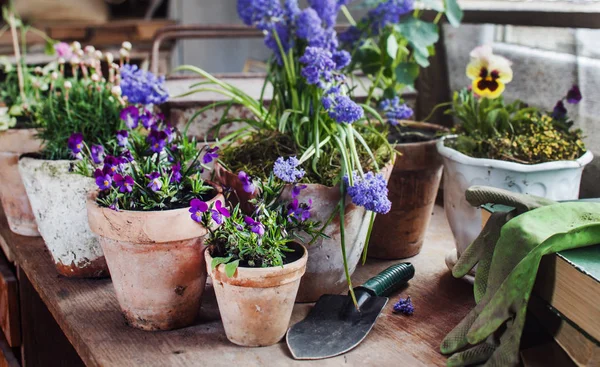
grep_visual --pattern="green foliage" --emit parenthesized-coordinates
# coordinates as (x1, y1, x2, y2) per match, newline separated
(447, 88, 586, 164)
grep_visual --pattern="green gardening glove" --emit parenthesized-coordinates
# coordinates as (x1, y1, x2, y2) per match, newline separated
(443, 202, 600, 367)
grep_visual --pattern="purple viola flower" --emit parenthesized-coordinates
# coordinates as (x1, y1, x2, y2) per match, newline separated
(211, 201, 231, 225)
(238, 171, 256, 194)
(119, 64, 169, 105)
(114, 174, 134, 193)
(146, 172, 162, 192)
(273, 156, 305, 183)
(169, 162, 182, 183)
(120, 150, 134, 163)
(292, 184, 307, 199)
(287, 198, 312, 222)
(379, 96, 413, 126)
(139, 110, 155, 130)
(67, 133, 84, 154)
(552, 100, 568, 119)
(189, 198, 209, 223)
(103, 156, 120, 175)
(203, 146, 219, 164)
(566, 85, 582, 104)
(147, 129, 168, 153)
(116, 130, 129, 147)
(344, 171, 392, 214)
(322, 93, 364, 124)
(299, 47, 337, 86)
(120, 106, 140, 129)
(95, 172, 113, 190)
(244, 216, 265, 236)
(393, 296, 414, 316)
(91, 144, 105, 164)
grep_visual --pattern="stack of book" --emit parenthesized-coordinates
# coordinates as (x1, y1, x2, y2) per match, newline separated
(481, 205, 600, 366)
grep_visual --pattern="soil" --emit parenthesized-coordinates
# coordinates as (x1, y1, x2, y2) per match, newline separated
(387, 124, 444, 144)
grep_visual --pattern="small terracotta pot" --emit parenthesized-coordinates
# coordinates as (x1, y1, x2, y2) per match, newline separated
(214, 162, 393, 302)
(369, 121, 446, 259)
(0, 129, 42, 236)
(87, 185, 224, 331)
(18, 156, 108, 277)
(206, 243, 307, 346)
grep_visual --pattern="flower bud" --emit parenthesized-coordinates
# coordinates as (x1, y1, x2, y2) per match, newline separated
(70, 56, 80, 65)
(64, 81, 72, 90)
(111, 63, 120, 70)
(34, 66, 42, 74)
(58, 57, 66, 65)
(94, 50, 103, 60)
(119, 48, 129, 58)
(105, 52, 114, 64)
(111, 85, 122, 97)
(76, 49, 84, 58)
(72, 41, 81, 51)
(32, 79, 41, 88)
(51, 72, 59, 80)
(84, 45, 95, 54)
(122, 41, 132, 51)
(91, 73, 100, 82)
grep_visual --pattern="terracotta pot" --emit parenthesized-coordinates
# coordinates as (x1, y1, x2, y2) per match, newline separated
(87, 186, 224, 331)
(369, 121, 446, 259)
(206, 243, 307, 346)
(214, 162, 393, 302)
(0, 129, 42, 236)
(18, 157, 108, 277)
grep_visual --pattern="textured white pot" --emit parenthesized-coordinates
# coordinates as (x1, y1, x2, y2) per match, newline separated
(18, 157, 108, 277)
(437, 136, 594, 257)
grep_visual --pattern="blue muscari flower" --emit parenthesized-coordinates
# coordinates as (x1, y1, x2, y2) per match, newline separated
(296, 8, 324, 41)
(308, 27, 339, 52)
(120, 64, 169, 105)
(308, 0, 340, 28)
(393, 296, 414, 316)
(332, 50, 351, 70)
(299, 47, 337, 86)
(284, 0, 301, 19)
(344, 171, 391, 214)
(379, 96, 413, 126)
(368, 0, 414, 33)
(339, 25, 362, 46)
(238, 0, 284, 28)
(322, 88, 364, 124)
(263, 21, 291, 64)
(273, 156, 305, 183)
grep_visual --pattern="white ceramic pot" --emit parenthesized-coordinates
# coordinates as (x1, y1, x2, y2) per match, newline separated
(18, 157, 108, 277)
(437, 136, 593, 257)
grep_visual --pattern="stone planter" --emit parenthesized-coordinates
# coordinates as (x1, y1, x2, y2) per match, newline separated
(206, 243, 307, 347)
(0, 129, 42, 236)
(87, 186, 224, 331)
(18, 156, 108, 277)
(437, 136, 594, 259)
(370, 121, 446, 259)
(214, 162, 393, 302)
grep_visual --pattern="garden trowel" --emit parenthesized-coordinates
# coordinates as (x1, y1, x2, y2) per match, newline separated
(286, 263, 415, 360)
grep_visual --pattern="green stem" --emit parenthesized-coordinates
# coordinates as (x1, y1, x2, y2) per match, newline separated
(340, 5, 357, 26)
(433, 12, 443, 25)
(423, 101, 453, 123)
(361, 212, 376, 265)
(339, 187, 359, 310)
(366, 68, 384, 106)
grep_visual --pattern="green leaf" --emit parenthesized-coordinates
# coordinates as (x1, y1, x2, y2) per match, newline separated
(395, 62, 420, 86)
(396, 18, 439, 48)
(211, 256, 233, 270)
(412, 45, 430, 68)
(225, 260, 240, 278)
(420, 0, 445, 12)
(444, 0, 464, 27)
(45, 39, 57, 56)
(386, 34, 398, 59)
(357, 47, 382, 75)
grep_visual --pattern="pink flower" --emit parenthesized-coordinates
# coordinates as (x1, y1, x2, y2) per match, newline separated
(54, 42, 72, 59)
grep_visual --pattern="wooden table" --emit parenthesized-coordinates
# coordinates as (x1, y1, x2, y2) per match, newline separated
(0, 205, 474, 367)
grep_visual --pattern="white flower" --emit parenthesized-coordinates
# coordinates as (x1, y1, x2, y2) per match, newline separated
(111, 85, 122, 97)
(51, 72, 59, 80)
(84, 45, 95, 54)
(122, 41, 132, 51)
(71, 41, 81, 51)
(64, 81, 72, 90)
(105, 52, 114, 64)
(91, 73, 100, 82)
(119, 48, 129, 58)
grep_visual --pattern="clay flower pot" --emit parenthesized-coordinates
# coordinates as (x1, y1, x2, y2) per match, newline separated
(0, 129, 42, 236)
(18, 156, 108, 277)
(214, 162, 393, 302)
(87, 186, 224, 331)
(370, 121, 447, 259)
(206, 243, 307, 346)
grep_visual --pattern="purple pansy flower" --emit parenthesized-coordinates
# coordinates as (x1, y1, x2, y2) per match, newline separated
(114, 174, 134, 193)
(91, 144, 105, 164)
(67, 133, 84, 154)
(287, 198, 312, 222)
(211, 201, 231, 225)
(273, 156, 305, 183)
(393, 296, 414, 316)
(292, 184, 307, 199)
(189, 198, 209, 223)
(566, 85, 582, 104)
(344, 171, 392, 214)
(244, 216, 265, 236)
(203, 146, 219, 164)
(116, 130, 129, 147)
(169, 162, 182, 183)
(146, 172, 162, 192)
(120, 106, 140, 129)
(147, 129, 168, 153)
(238, 171, 256, 194)
(140, 110, 155, 130)
(103, 156, 120, 175)
(120, 150, 134, 162)
(95, 172, 112, 190)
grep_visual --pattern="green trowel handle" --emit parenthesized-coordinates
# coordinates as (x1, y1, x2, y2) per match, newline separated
(358, 263, 415, 297)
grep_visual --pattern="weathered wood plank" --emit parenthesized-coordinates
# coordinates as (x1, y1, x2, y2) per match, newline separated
(0, 253, 19, 348)
(0, 206, 473, 367)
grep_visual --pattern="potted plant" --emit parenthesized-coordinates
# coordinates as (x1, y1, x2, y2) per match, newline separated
(437, 45, 593, 262)
(193, 162, 320, 346)
(0, 7, 55, 236)
(175, 0, 400, 304)
(18, 41, 128, 277)
(84, 99, 222, 330)
(338, 0, 461, 259)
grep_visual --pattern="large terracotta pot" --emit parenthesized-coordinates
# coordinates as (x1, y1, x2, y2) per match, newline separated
(0, 129, 42, 236)
(206, 243, 307, 346)
(214, 161, 393, 302)
(87, 186, 224, 331)
(370, 121, 446, 259)
(18, 157, 108, 277)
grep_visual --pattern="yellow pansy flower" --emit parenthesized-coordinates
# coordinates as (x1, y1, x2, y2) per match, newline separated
(466, 45, 513, 99)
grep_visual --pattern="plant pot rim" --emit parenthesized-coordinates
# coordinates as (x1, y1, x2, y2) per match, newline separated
(19, 155, 74, 163)
(437, 135, 594, 172)
(389, 120, 448, 148)
(87, 182, 224, 243)
(206, 243, 307, 288)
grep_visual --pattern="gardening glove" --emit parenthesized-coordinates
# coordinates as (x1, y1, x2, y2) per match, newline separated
(454, 186, 556, 302)
(443, 202, 600, 367)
